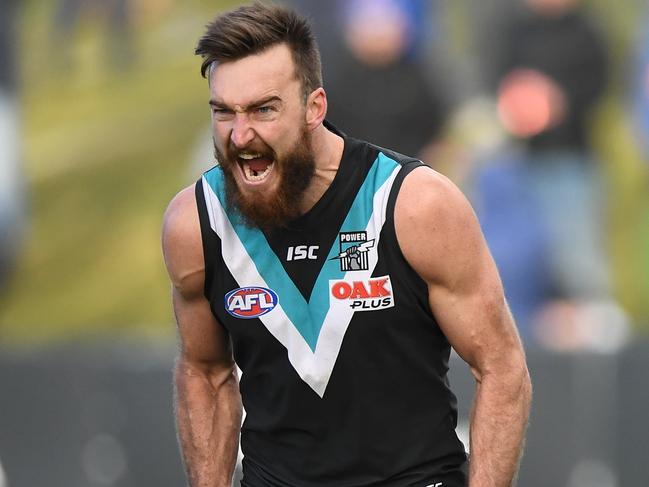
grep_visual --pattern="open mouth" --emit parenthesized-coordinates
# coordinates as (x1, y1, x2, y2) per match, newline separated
(237, 153, 275, 182)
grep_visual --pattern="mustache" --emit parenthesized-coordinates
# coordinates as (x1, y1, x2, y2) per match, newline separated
(213, 137, 276, 165)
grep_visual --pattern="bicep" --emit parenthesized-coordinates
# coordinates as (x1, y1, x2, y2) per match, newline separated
(396, 168, 521, 374)
(427, 238, 515, 375)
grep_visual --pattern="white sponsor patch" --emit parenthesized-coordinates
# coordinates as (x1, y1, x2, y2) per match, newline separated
(329, 275, 395, 312)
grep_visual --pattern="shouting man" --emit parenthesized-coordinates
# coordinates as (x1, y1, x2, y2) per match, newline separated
(162, 3, 531, 486)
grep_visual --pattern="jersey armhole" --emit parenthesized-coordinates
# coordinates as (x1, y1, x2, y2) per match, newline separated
(385, 160, 426, 217)
(195, 179, 217, 300)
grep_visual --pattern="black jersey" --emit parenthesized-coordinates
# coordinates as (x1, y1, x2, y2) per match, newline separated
(195, 124, 468, 487)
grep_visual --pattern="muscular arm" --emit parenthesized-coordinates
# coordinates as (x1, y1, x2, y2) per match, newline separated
(395, 168, 532, 486)
(162, 186, 242, 487)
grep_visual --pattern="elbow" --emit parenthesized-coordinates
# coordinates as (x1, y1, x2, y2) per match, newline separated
(482, 349, 532, 409)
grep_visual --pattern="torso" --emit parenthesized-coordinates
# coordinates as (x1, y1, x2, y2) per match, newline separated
(195, 126, 467, 486)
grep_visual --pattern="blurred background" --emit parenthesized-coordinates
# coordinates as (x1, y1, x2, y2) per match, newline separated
(0, 0, 648, 485)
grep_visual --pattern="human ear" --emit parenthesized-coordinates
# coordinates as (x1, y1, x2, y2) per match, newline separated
(305, 87, 327, 129)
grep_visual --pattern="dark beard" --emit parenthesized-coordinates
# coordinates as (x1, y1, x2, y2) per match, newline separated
(214, 127, 316, 231)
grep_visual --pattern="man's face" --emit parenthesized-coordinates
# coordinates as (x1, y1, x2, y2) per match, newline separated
(209, 43, 315, 229)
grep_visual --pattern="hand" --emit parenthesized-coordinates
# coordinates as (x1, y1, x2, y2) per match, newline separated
(497, 68, 567, 137)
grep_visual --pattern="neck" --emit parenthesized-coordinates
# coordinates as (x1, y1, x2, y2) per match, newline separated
(298, 123, 344, 214)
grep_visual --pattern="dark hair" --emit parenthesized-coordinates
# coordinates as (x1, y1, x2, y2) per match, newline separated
(195, 2, 322, 99)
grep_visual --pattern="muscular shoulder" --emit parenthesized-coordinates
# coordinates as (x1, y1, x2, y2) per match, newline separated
(161, 184, 205, 298)
(394, 166, 488, 287)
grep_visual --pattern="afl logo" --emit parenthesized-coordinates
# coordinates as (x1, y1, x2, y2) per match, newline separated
(225, 287, 279, 319)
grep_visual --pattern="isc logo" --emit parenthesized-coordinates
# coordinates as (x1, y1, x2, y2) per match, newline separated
(224, 287, 279, 319)
(329, 275, 395, 311)
(286, 245, 319, 261)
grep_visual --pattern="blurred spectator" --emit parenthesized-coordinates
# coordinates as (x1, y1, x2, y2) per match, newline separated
(494, 0, 608, 151)
(51, 0, 135, 70)
(487, 0, 624, 347)
(0, 0, 25, 291)
(324, 0, 451, 162)
(631, 12, 649, 160)
(290, 0, 443, 78)
(468, 0, 526, 94)
(471, 146, 552, 340)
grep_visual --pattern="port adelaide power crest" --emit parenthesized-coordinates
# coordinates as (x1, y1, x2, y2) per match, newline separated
(330, 231, 374, 271)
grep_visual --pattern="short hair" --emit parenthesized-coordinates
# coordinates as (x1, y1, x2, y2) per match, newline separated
(195, 2, 323, 100)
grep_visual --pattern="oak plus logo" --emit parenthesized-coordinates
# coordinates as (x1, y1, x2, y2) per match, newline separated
(330, 231, 374, 271)
(225, 287, 279, 319)
(329, 275, 395, 312)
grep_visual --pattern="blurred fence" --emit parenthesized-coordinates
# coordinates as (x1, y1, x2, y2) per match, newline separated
(0, 339, 648, 487)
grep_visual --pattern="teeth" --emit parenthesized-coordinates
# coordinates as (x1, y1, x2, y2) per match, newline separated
(238, 153, 262, 160)
(242, 161, 274, 181)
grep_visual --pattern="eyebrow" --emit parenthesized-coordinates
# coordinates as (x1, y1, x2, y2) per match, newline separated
(208, 95, 283, 110)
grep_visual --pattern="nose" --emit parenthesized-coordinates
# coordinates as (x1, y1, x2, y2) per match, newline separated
(230, 113, 255, 149)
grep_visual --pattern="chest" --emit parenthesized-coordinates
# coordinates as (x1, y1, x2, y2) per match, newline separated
(202, 154, 404, 396)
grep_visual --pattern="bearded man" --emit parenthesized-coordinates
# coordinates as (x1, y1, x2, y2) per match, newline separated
(162, 3, 531, 487)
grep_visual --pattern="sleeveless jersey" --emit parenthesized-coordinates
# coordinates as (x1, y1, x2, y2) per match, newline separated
(195, 124, 468, 487)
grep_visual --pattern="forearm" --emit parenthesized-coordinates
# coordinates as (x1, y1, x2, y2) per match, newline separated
(468, 361, 532, 487)
(174, 358, 242, 487)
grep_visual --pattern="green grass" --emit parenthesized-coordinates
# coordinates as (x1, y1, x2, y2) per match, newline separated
(0, 2, 224, 343)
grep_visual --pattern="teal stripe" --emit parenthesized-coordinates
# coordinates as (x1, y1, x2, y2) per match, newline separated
(307, 153, 400, 329)
(204, 152, 400, 351)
